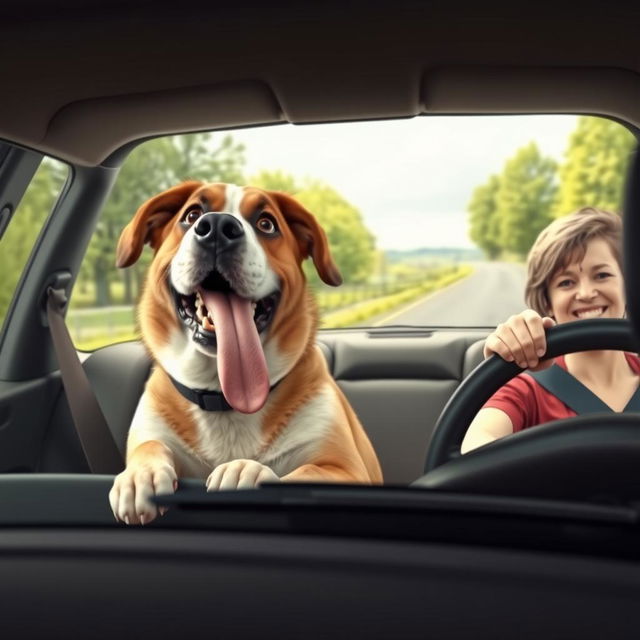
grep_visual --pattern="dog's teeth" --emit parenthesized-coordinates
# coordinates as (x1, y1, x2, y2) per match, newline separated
(203, 317, 215, 331)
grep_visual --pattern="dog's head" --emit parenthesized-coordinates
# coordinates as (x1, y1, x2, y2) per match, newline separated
(116, 181, 341, 414)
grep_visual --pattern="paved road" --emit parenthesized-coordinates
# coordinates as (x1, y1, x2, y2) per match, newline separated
(373, 261, 528, 327)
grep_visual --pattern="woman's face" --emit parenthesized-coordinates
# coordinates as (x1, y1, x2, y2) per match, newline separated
(547, 237, 625, 325)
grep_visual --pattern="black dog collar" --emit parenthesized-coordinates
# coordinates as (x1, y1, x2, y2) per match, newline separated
(168, 375, 234, 411)
(168, 374, 282, 412)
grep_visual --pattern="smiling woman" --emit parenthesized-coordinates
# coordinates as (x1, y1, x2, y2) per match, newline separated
(548, 237, 624, 322)
(525, 206, 624, 323)
(461, 207, 637, 453)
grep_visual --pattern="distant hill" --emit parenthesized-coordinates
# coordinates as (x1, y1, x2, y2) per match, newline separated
(385, 247, 483, 263)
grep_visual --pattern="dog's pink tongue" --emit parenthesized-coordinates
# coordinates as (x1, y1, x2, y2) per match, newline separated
(199, 290, 270, 414)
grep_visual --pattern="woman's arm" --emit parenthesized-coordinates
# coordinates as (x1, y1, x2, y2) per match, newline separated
(460, 310, 555, 454)
(461, 408, 514, 453)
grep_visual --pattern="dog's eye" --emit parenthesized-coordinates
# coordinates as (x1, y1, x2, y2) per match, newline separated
(257, 214, 278, 235)
(183, 208, 203, 226)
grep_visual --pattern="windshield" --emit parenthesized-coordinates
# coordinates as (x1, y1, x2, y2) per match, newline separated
(68, 114, 633, 350)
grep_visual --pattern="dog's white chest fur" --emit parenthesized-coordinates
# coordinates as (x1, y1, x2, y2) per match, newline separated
(192, 383, 335, 476)
(192, 406, 266, 467)
(129, 381, 337, 479)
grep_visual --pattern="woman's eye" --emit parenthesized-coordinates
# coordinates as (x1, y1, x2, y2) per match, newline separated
(257, 215, 277, 234)
(595, 272, 613, 280)
(183, 209, 202, 225)
(557, 279, 573, 288)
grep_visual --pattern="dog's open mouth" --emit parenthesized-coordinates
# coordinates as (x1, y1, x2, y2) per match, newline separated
(170, 269, 278, 414)
(174, 270, 279, 345)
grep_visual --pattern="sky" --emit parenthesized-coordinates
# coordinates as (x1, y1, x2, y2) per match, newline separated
(231, 115, 580, 251)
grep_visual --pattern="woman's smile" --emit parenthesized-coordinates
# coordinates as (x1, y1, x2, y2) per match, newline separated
(572, 305, 607, 319)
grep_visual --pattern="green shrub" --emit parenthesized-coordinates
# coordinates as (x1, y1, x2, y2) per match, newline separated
(321, 265, 473, 328)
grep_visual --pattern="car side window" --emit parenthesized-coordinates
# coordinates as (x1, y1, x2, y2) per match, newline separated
(0, 155, 68, 328)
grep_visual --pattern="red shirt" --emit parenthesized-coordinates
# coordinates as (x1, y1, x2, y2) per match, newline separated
(483, 353, 640, 432)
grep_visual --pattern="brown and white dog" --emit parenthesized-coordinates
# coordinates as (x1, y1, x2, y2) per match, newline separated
(109, 181, 382, 524)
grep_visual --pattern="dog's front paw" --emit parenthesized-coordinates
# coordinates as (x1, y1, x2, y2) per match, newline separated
(206, 459, 280, 490)
(109, 462, 177, 525)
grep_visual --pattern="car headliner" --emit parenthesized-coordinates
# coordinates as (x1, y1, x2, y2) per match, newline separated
(2, 0, 640, 166)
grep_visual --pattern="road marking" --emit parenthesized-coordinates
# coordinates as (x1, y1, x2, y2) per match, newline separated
(371, 272, 474, 327)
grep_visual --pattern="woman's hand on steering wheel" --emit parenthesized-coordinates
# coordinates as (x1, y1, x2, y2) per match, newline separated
(483, 309, 556, 371)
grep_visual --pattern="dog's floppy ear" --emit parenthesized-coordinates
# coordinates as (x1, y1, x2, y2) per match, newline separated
(115, 180, 202, 268)
(270, 191, 342, 287)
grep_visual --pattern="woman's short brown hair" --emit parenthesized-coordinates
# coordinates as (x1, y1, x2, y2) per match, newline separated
(524, 207, 622, 316)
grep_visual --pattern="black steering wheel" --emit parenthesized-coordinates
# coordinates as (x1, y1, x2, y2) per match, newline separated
(415, 318, 640, 501)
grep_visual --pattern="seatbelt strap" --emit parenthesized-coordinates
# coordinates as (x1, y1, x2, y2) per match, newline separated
(46, 287, 124, 473)
(528, 362, 640, 415)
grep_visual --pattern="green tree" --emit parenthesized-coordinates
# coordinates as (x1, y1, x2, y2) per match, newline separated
(468, 174, 502, 260)
(294, 182, 376, 285)
(0, 158, 67, 320)
(245, 170, 378, 285)
(249, 169, 300, 193)
(554, 116, 635, 216)
(80, 133, 245, 306)
(496, 142, 557, 258)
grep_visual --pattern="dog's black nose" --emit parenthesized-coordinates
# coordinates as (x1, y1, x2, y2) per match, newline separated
(194, 213, 245, 252)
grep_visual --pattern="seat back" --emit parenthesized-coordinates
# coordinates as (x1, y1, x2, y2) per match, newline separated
(318, 332, 486, 482)
(41, 333, 487, 483)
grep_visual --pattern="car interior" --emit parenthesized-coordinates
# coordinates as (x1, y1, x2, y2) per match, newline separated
(1, 0, 640, 637)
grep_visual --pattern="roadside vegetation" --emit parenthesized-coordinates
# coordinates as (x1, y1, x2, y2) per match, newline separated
(321, 264, 472, 328)
(468, 117, 634, 260)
